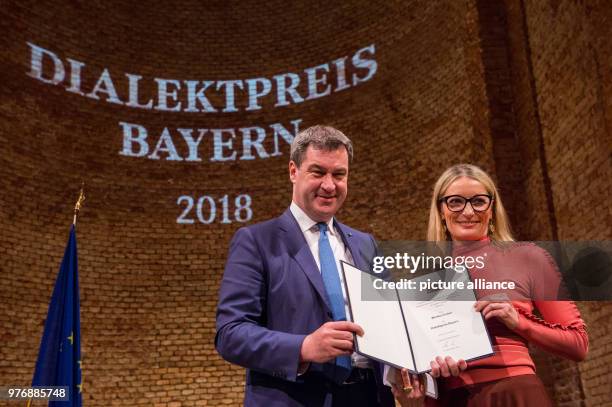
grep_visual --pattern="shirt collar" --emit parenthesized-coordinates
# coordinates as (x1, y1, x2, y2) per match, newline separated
(452, 236, 491, 256)
(290, 202, 335, 235)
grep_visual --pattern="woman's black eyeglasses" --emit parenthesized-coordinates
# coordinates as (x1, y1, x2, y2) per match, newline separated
(438, 194, 493, 212)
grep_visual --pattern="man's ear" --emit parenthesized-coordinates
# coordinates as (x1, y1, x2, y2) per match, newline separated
(289, 161, 298, 183)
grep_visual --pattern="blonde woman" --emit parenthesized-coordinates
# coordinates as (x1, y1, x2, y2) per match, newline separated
(395, 164, 589, 407)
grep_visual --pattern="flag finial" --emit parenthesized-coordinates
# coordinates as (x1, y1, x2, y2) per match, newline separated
(73, 182, 86, 225)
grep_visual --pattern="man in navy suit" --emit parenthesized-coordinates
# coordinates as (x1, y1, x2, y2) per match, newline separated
(215, 125, 394, 406)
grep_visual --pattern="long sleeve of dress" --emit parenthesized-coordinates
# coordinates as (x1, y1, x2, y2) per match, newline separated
(513, 300, 588, 361)
(512, 246, 588, 361)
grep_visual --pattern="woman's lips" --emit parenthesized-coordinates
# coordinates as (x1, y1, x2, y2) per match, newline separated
(457, 221, 480, 228)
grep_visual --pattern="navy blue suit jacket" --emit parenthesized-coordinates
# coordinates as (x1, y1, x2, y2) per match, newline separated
(215, 208, 393, 406)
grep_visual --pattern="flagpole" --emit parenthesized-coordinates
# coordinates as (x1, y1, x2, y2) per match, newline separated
(73, 183, 86, 226)
(27, 188, 85, 407)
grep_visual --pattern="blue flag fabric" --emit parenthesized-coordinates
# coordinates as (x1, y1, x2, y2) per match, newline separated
(31, 225, 82, 406)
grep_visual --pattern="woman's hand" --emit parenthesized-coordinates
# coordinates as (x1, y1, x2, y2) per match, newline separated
(474, 300, 519, 330)
(430, 356, 467, 378)
(391, 368, 425, 406)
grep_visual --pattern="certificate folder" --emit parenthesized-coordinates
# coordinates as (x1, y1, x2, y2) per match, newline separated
(341, 261, 494, 374)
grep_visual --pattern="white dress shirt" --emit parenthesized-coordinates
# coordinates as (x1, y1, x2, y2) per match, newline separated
(290, 202, 371, 369)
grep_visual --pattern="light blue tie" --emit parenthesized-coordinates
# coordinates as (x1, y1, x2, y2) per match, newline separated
(318, 222, 352, 381)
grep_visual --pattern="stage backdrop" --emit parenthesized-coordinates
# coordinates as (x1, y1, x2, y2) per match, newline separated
(1, 0, 610, 405)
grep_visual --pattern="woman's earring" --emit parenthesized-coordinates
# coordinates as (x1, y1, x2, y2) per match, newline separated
(489, 219, 495, 235)
(442, 220, 447, 233)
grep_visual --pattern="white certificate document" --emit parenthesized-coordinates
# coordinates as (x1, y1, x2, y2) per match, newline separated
(341, 262, 494, 374)
(399, 300, 493, 372)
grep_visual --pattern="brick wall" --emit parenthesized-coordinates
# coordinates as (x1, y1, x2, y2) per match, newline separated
(481, 1, 612, 405)
(518, 1, 612, 406)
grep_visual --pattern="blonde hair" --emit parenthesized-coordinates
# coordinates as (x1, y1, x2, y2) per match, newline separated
(427, 164, 514, 242)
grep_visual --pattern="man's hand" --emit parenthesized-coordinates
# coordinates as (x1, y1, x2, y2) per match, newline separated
(300, 321, 364, 363)
(391, 368, 425, 406)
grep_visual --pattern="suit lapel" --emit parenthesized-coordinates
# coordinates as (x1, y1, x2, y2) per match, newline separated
(278, 209, 332, 312)
(335, 220, 367, 272)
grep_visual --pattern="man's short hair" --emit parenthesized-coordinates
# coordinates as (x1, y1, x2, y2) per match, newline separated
(290, 125, 354, 167)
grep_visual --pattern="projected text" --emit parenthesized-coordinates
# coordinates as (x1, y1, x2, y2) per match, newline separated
(27, 42, 377, 113)
(177, 194, 253, 224)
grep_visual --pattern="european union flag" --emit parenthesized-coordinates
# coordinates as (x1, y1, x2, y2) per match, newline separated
(30, 225, 83, 406)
